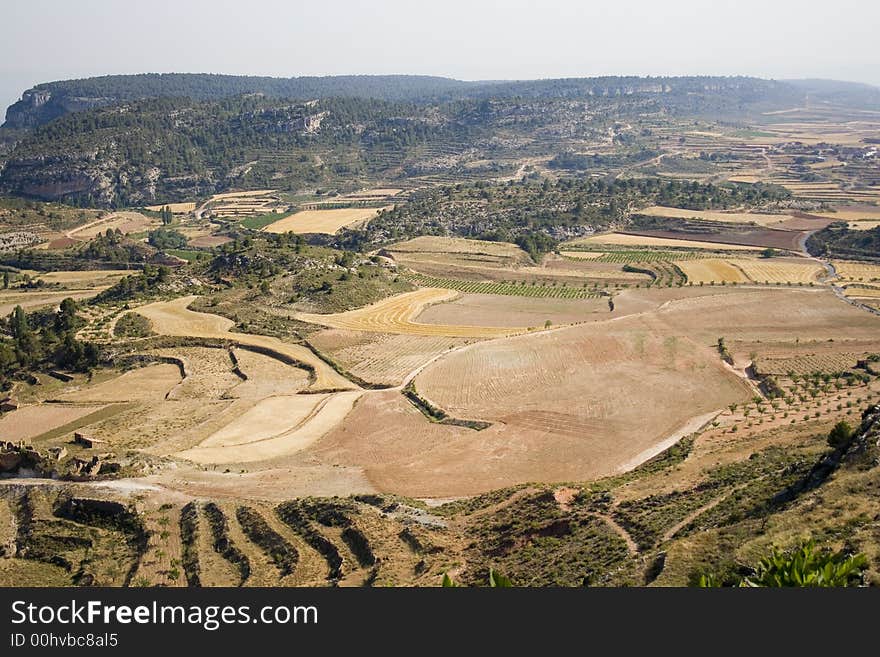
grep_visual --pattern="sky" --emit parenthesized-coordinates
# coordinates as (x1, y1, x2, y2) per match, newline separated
(2, 0, 879, 114)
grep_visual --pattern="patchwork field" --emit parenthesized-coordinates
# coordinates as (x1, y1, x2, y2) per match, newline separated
(364, 315, 754, 495)
(296, 287, 525, 338)
(675, 258, 824, 285)
(263, 207, 387, 235)
(416, 292, 609, 327)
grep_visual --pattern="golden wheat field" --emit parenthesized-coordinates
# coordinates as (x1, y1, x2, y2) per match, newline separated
(388, 236, 531, 259)
(674, 259, 750, 284)
(844, 286, 880, 298)
(732, 259, 824, 284)
(263, 207, 387, 234)
(674, 258, 823, 285)
(296, 287, 524, 338)
(833, 261, 880, 282)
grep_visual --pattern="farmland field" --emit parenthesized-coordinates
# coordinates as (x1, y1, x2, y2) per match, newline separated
(416, 293, 610, 328)
(296, 287, 524, 337)
(0, 289, 107, 317)
(56, 364, 182, 402)
(67, 211, 158, 239)
(569, 232, 758, 250)
(673, 259, 750, 284)
(833, 261, 880, 282)
(388, 236, 531, 261)
(137, 296, 357, 391)
(401, 273, 604, 298)
(0, 403, 107, 441)
(308, 330, 469, 386)
(675, 258, 824, 285)
(145, 202, 196, 213)
(263, 207, 388, 234)
(637, 205, 796, 226)
(7, 71, 880, 590)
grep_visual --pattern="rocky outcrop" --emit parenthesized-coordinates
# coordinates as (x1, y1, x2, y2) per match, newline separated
(4, 88, 114, 130)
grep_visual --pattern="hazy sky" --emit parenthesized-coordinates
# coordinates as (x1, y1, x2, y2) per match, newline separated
(2, 0, 879, 113)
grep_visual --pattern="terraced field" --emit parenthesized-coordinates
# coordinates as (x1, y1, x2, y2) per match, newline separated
(296, 287, 525, 338)
(137, 296, 356, 391)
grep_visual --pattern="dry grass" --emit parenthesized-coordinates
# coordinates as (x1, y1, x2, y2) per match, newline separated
(0, 403, 106, 441)
(57, 364, 181, 403)
(263, 207, 387, 235)
(296, 288, 525, 338)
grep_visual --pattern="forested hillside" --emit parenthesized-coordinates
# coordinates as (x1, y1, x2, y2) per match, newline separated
(2, 73, 818, 130)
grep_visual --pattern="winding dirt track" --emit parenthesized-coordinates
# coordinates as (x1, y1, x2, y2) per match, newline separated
(296, 288, 526, 338)
(138, 296, 357, 391)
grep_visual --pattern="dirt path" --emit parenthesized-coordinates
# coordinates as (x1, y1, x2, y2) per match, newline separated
(594, 513, 639, 556)
(615, 410, 720, 473)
